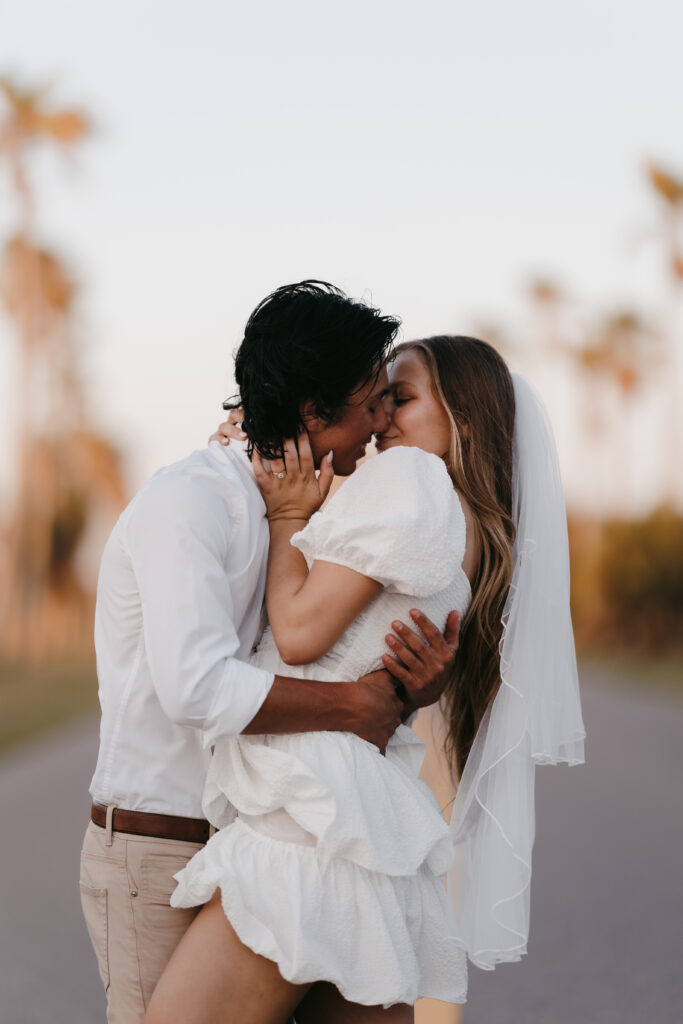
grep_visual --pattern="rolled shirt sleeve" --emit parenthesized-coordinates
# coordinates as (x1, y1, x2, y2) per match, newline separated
(123, 470, 274, 745)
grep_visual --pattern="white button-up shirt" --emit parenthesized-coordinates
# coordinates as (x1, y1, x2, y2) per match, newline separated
(89, 440, 274, 818)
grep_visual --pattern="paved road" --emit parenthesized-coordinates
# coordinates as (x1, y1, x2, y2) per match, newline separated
(0, 716, 105, 1024)
(465, 668, 683, 1024)
(0, 668, 681, 1024)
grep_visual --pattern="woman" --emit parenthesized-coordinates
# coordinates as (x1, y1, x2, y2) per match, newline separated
(146, 337, 584, 1023)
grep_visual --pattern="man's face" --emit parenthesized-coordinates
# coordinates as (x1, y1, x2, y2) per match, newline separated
(305, 365, 390, 477)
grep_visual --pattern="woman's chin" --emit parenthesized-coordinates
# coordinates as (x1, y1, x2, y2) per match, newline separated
(376, 437, 400, 453)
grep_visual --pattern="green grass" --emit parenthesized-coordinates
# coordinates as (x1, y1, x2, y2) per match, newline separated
(0, 658, 99, 755)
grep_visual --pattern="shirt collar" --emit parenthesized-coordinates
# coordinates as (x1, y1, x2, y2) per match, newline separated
(208, 438, 265, 508)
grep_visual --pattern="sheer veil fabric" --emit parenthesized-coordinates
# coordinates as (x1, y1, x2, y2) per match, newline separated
(443, 373, 586, 969)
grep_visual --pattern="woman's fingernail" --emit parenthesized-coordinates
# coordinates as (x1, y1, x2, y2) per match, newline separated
(326, 450, 334, 464)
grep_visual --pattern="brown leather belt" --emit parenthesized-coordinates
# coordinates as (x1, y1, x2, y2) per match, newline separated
(91, 803, 210, 844)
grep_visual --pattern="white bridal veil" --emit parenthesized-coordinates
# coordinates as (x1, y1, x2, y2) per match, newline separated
(446, 373, 586, 968)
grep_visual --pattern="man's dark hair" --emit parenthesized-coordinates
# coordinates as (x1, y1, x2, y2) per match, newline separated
(232, 280, 400, 459)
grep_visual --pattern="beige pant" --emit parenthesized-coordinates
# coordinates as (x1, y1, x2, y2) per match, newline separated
(79, 815, 204, 1024)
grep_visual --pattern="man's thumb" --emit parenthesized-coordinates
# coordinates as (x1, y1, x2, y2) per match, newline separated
(444, 610, 461, 650)
(319, 450, 335, 502)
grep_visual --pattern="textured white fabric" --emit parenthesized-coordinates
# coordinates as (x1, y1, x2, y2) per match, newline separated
(173, 446, 471, 1006)
(292, 445, 464, 596)
(446, 374, 586, 968)
(90, 441, 274, 818)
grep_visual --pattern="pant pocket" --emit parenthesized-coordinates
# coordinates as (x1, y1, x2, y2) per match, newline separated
(139, 853, 195, 901)
(133, 852, 201, 1008)
(79, 881, 110, 991)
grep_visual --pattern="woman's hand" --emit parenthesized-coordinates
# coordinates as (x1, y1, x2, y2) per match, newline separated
(208, 407, 247, 446)
(253, 432, 335, 523)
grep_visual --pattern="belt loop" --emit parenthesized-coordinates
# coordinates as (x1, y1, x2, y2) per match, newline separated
(105, 803, 116, 847)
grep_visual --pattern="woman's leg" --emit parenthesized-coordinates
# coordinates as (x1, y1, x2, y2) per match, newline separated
(145, 890, 310, 1024)
(295, 982, 413, 1024)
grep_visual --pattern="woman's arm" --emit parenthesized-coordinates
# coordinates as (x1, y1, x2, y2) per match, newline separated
(253, 434, 382, 666)
(267, 522, 381, 664)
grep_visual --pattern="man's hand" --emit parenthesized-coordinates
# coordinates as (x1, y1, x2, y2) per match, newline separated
(381, 609, 460, 715)
(244, 673, 401, 753)
(352, 669, 404, 753)
(208, 408, 247, 446)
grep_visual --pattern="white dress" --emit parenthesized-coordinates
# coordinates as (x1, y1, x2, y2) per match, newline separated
(171, 446, 472, 1006)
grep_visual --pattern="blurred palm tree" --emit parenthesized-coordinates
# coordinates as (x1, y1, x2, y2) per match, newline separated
(470, 318, 516, 361)
(525, 278, 573, 465)
(0, 75, 126, 660)
(574, 311, 655, 402)
(528, 277, 567, 355)
(647, 162, 683, 281)
(646, 161, 683, 506)
(0, 77, 88, 232)
(569, 310, 658, 510)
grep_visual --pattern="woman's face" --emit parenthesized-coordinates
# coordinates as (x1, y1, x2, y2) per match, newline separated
(375, 349, 452, 458)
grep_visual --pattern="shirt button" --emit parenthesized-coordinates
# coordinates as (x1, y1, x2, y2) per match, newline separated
(130, 889, 138, 897)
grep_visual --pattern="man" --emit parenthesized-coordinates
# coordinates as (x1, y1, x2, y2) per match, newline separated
(80, 280, 459, 1023)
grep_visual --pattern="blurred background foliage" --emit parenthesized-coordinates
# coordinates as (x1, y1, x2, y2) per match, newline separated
(569, 508, 683, 655)
(0, 73, 681, 754)
(0, 76, 125, 672)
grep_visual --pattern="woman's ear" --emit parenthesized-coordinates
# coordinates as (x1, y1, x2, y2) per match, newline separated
(300, 400, 326, 434)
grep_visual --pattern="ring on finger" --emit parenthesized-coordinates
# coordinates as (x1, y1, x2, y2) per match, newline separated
(276, 471, 285, 479)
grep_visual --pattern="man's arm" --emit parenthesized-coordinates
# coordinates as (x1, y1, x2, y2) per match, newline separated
(245, 608, 461, 748)
(124, 473, 275, 744)
(242, 673, 402, 751)
(125, 473, 458, 752)
(124, 472, 405, 749)
(209, 422, 461, 722)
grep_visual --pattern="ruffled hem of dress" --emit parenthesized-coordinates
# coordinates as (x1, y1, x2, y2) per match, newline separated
(171, 817, 468, 1007)
(203, 726, 455, 878)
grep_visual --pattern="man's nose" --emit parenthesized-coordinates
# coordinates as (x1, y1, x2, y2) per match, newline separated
(373, 404, 391, 433)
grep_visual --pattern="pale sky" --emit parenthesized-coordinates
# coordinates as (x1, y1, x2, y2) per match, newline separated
(1, 0, 681, 513)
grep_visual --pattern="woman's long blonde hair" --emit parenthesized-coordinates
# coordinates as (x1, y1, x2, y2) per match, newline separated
(396, 336, 516, 778)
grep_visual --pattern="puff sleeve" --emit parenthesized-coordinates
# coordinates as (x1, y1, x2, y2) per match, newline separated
(291, 446, 466, 597)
